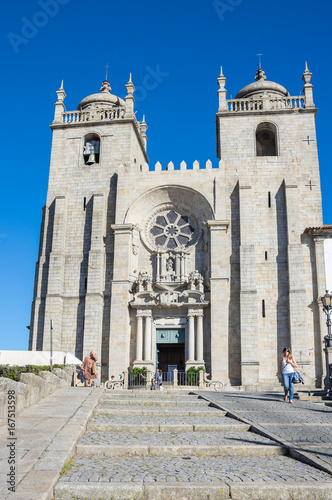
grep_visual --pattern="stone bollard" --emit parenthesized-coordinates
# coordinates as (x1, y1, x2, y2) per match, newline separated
(173, 369, 178, 388)
(199, 370, 204, 388)
(123, 371, 128, 390)
(147, 371, 153, 388)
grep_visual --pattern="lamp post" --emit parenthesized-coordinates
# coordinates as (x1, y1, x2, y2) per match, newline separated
(321, 290, 332, 392)
(50, 319, 53, 373)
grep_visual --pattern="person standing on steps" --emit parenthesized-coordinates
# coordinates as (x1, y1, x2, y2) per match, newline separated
(279, 347, 297, 403)
(81, 351, 98, 387)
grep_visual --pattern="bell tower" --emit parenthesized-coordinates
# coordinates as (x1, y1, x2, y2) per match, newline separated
(216, 63, 322, 387)
(29, 75, 148, 377)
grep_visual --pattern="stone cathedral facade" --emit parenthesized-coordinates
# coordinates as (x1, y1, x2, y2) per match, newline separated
(29, 63, 328, 388)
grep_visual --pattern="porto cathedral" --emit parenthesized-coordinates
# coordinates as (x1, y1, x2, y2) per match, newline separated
(29, 62, 331, 388)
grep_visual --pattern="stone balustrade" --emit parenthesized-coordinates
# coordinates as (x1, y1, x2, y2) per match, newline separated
(226, 95, 305, 113)
(62, 107, 126, 124)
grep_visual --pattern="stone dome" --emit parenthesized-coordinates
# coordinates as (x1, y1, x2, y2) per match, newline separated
(235, 68, 290, 99)
(77, 80, 125, 110)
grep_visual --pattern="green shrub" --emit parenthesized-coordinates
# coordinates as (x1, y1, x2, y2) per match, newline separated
(129, 366, 147, 384)
(186, 366, 205, 385)
(0, 364, 65, 382)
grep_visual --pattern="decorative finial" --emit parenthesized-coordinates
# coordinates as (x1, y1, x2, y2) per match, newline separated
(100, 80, 112, 93)
(56, 81, 66, 103)
(255, 68, 266, 81)
(219, 66, 224, 77)
(302, 61, 312, 84)
(105, 62, 109, 81)
(125, 74, 135, 96)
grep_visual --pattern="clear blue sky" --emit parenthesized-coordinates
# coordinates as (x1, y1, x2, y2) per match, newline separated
(1, 0, 331, 350)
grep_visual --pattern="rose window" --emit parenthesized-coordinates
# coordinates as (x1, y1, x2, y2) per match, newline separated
(148, 210, 197, 250)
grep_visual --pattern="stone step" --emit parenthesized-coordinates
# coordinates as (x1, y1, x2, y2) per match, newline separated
(87, 422, 250, 433)
(102, 391, 198, 399)
(88, 412, 242, 430)
(80, 429, 277, 448)
(54, 481, 332, 500)
(98, 398, 207, 406)
(55, 455, 332, 500)
(76, 443, 286, 457)
(94, 407, 226, 417)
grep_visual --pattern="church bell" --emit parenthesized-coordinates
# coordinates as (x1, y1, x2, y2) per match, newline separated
(86, 153, 96, 164)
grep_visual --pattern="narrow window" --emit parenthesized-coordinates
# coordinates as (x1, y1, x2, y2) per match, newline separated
(268, 191, 271, 208)
(265, 251, 268, 261)
(83, 197, 87, 210)
(84, 278, 87, 291)
(83, 133, 100, 164)
(262, 300, 266, 318)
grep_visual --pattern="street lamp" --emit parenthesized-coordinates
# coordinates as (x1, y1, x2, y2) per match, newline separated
(322, 290, 332, 346)
(321, 290, 332, 392)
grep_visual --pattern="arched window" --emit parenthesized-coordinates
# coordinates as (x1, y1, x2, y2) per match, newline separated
(256, 122, 277, 156)
(83, 133, 100, 164)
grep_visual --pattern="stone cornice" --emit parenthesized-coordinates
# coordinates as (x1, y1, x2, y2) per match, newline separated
(111, 223, 138, 235)
(206, 220, 229, 232)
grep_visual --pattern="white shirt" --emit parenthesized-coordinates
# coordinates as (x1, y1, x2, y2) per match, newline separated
(282, 359, 295, 374)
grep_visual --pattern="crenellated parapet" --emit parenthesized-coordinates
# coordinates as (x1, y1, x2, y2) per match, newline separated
(139, 159, 222, 173)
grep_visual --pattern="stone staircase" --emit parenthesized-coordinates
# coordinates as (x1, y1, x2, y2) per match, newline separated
(54, 390, 332, 499)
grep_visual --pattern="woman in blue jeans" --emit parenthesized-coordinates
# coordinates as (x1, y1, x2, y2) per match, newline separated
(279, 347, 298, 403)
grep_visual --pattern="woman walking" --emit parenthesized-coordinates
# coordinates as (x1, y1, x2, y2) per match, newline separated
(81, 351, 98, 387)
(279, 347, 297, 403)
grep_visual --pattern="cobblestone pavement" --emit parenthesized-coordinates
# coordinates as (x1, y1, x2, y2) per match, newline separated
(58, 455, 331, 483)
(88, 412, 244, 426)
(202, 391, 332, 470)
(80, 429, 276, 446)
(55, 390, 332, 499)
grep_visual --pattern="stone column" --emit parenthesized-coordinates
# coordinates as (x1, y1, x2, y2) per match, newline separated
(285, 182, 310, 373)
(161, 254, 166, 278)
(108, 224, 134, 378)
(196, 312, 204, 362)
(175, 254, 180, 276)
(188, 312, 195, 361)
(29, 206, 47, 350)
(238, 183, 259, 388)
(207, 220, 230, 383)
(313, 236, 328, 386)
(144, 312, 152, 361)
(156, 253, 160, 281)
(83, 194, 106, 361)
(180, 254, 185, 281)
(42, 196, 67, 352)
(136, 314, 143, 361)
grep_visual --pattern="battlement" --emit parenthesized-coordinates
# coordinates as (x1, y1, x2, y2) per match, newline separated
(140, 159, 221, 172)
